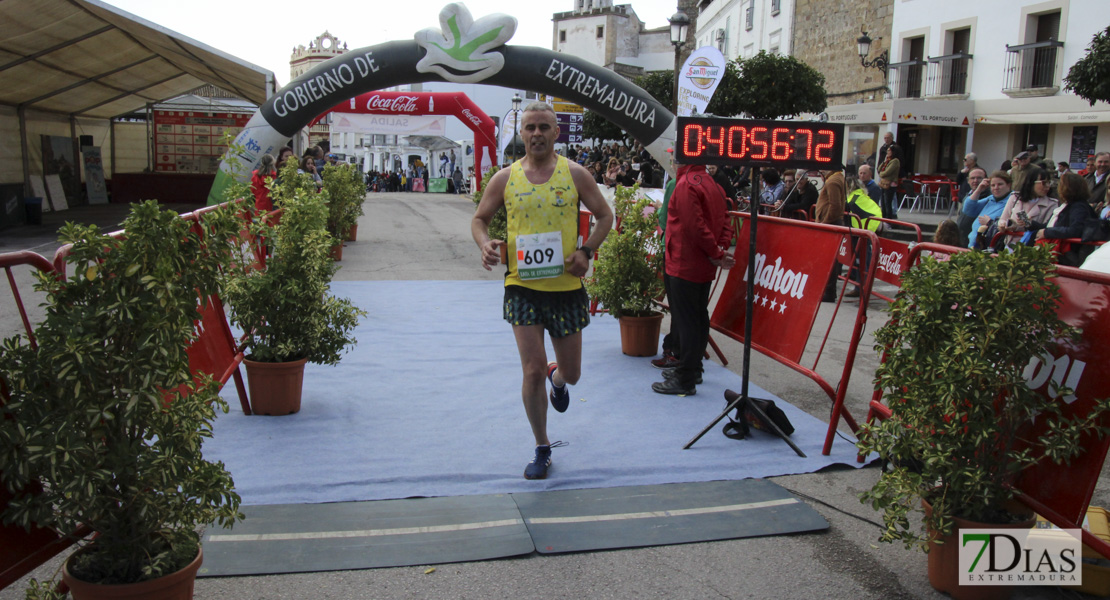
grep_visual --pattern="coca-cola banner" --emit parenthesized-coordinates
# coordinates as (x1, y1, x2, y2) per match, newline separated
(207, 3, 676, 204)
(329, 113, 448, 136)
(314, 91, 496, 133)
(711, 216, 843, 363)
(313, 90, 497, 180)
(872, 238, 911, 287)
(356, 93, 423, 114)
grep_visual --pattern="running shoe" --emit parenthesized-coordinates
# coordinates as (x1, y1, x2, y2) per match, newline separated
(548, 362, 570, 413)
(524, 445, 552, 480)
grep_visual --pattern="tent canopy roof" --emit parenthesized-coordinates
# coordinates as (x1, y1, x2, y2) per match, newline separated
(405, 135, 460, 153)
(0, 0, 273, 120)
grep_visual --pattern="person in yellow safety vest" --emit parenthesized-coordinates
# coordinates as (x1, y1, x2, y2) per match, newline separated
(844, 175, 882, 298)
(845, 176, 883, 232)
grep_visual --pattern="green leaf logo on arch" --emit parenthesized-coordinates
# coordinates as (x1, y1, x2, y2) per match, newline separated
(416, 3, 517, 84)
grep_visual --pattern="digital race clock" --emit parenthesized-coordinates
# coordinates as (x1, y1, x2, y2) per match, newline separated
(675, 116, 845, 170)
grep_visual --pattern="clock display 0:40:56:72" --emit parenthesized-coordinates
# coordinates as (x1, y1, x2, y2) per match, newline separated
(674, 117, 845, 169)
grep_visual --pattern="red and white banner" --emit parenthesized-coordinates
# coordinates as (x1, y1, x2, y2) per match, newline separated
(1016, 267, 1110, 525)
(330, 113, 448, 136)
(712, 216, 842, 363)
(154, 110, 251, 173)
(311, 90, 499, 181)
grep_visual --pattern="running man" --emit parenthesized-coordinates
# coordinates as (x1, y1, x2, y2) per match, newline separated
(471, 102, 613, 480)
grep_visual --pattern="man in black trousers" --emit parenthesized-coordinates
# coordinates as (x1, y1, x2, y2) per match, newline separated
(652, 162, 735, 396)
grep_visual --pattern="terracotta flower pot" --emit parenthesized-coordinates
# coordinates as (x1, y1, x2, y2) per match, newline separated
(618, 313, 664, 357)
(345, 223, 358, 242)
(923, 498, 1036, 600)
(331, 242, 343, 261)
(244, 357, 308, 415)
(62, 546, 202, 600)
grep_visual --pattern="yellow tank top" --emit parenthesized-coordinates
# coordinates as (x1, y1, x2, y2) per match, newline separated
(504, 155, 582, 291)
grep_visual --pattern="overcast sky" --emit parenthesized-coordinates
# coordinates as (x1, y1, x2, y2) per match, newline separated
(100, 0, 677, 89)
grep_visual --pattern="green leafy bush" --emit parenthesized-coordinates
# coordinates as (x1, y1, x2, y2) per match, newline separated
(322, 162, 365, 237)
(857, 245, 1110, 550)
(471, 167, 506, 242)
(0, 201, 243, 590)
(226, 163, 365, 364)
(586, 183, 664, 318)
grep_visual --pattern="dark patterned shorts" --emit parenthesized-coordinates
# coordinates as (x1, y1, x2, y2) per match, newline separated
(503, 285, 590, 338)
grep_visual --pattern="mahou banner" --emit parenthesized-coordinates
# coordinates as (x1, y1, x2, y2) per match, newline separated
(711, 216, 842, 363)
(1015, 268, 1110, 524)
(676, 46, 727, 118)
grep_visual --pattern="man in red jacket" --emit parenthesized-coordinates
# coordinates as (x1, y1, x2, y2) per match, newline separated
(652, 163, 735, 396)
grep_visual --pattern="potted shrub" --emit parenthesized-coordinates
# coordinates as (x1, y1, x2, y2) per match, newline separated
(225, 166, 366, 415)
(0, 201, 243, 600)
(586, 183, 665, 356)
(856, 245, 1110, 599)
(471, 167, 505, 244)
(322, 162, 366, 244)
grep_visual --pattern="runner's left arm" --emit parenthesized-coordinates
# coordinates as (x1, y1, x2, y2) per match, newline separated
(566, 162, 614, 277)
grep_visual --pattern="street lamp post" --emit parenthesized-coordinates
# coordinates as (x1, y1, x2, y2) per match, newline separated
(510, 92, 522, 164)
(856, 30, 889, 79)
(668, 10, 690, 114)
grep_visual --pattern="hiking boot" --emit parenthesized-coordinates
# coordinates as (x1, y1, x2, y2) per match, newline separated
(651, 350, 680, 370)
(663, 367, 702, 385)
(547, 362, 569, 413)
(524, 445, 553, 480)
(652, 378, 696, 396)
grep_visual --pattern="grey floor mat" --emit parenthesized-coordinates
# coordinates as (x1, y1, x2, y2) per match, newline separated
(199, 479, 826, 576)
(513, 479, 828, 554)
(199, 494, 533, 576)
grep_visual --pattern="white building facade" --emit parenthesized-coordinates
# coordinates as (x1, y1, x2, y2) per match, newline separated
(695, 0, 795, 60)
(553, 2, 672, 79)
(823, 0, 1109, 174)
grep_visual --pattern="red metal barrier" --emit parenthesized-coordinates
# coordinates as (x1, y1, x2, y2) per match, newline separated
(2, 252, 54, 349)
(863, 243, 1110, 559)
(0, 252, 91, 591)
(710, 214, 879, 454)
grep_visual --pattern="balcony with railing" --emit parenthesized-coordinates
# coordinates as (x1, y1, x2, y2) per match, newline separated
(888, 60, 927, 99)
(1002, 40, 1063, 97)
(925, 53, 972, 99)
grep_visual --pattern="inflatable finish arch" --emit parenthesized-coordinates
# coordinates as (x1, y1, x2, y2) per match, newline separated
(309, 90, 498, 181)
(207, 2, 677, 204)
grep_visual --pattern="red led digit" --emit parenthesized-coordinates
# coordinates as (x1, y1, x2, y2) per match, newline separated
(815, 129, 835, 162)
(705, 126, 726, 157)
(683, 124, 705, 157)
(770, 128, 791, 160)
(749, 127, 768, 160)
(795, 129, 813, 160)
(726, 126, 747, 158)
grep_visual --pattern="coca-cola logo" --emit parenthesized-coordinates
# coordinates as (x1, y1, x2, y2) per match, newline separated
(460, 108, 484, 127)
(365, 95, 420, 113)
(878, 249, 904, 276)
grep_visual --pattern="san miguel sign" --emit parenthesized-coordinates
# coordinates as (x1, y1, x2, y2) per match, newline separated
(208, 2, 675, 203)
